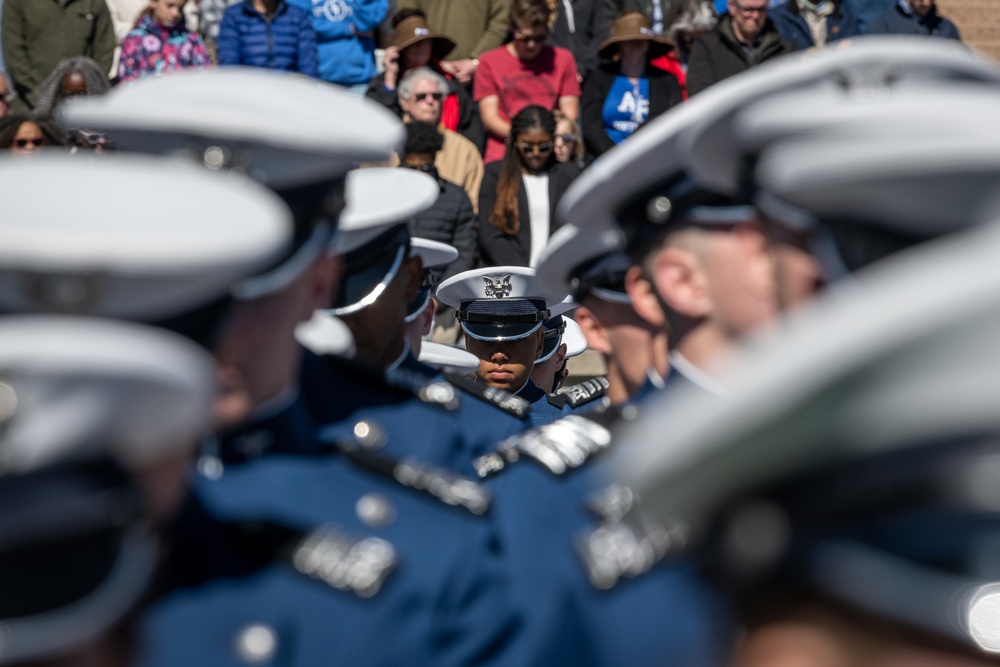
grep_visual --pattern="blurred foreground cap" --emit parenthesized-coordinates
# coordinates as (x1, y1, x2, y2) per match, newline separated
(417, 342, 481, 374)
(613, 221, 1000, 650)
(0, 154, 289, 343)
(328, 169, 438, 316)
(61, 69, 404, 299)
(295, 310, 356, 358)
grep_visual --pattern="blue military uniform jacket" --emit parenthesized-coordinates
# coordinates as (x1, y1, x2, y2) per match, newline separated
(473, 392, 733, 666)
(143, 453, 520, 667)
(300, 349, 530, 476)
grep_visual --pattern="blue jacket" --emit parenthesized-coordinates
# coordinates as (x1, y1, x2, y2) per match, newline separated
(217, 0, 318, 76)
(286, 0, 388, 86)
(867, 1, 960, 39)
(769, 0, 862, 50)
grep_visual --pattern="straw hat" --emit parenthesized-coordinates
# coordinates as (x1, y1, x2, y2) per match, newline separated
(598, 12, 673, 60)
(394, 15, 456, 61)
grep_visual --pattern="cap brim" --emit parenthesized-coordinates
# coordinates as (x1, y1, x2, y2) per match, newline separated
(330, 244, 406, 316)
(462, 320, 543, 342)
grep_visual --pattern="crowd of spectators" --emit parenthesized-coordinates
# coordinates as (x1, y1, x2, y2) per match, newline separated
(0, 0, 964, 278)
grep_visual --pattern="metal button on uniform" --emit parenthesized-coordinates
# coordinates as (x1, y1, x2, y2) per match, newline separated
(356, 493, 396, 528)
(353, 421, 387, 451)
(233, 624, 278, 664)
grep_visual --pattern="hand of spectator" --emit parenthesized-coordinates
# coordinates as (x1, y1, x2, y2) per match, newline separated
(383, 46, 400, 90)
(442, 59, 479, 84)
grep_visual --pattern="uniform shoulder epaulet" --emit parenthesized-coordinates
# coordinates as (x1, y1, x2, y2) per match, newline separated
(547, 376, 611, 410)
(473, 405, 634, 478)
(223, 519, 398, 599)
(442, 370, 532, 420)
(325, 421, 492, 515)
(323, 353, 460, 411)
(576, 484, 688, 591)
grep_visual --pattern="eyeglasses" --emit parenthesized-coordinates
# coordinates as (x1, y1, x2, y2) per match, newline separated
(553, 133, 575, 144)
(517, 141, 553, 155)
(731, 3, 767, 15)
(13, 138, 44, 148)
(512, 28, 548, 44)
(413, 92, 444, 102)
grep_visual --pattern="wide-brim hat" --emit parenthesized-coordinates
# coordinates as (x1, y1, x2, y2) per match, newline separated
(598, 12, 673, 61)
(394, 16, 456, 62)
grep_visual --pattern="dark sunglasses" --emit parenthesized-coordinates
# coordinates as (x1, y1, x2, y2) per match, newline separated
(413, 92, 444, 102)
(554, 133, 575, 144)
(517, 141, 553, 155)
(14, 138, 44, 148)
(512, 28, 548, 44)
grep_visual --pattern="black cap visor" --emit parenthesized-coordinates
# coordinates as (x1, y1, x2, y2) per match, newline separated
(330, 226, 410, 316)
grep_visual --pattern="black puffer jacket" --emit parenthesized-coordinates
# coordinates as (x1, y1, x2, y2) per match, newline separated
(409, 172, 479, 282)
(686, 14, 792, 96)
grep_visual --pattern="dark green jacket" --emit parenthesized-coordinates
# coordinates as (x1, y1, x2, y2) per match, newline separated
(2, 0, 115, 109)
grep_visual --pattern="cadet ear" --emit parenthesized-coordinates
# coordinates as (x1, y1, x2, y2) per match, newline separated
(625, 265, 666, 329)
(645, 246, 712, 321)
(574, 306, 612, 356)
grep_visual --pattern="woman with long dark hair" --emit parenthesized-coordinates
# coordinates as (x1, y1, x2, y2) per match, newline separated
(477, 105, 581, 267)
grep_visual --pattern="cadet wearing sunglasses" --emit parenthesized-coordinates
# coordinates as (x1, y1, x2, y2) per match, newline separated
(477, 105, 581, 268)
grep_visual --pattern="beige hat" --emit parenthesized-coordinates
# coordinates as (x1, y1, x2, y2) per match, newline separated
(394, 15, 456, 62)
(598, 12, 673, 60)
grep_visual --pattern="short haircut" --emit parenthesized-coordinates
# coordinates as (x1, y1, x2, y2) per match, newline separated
(398, 67, 449, 102)
(404, 121, 444, 155)
(510, 0, 552, 28)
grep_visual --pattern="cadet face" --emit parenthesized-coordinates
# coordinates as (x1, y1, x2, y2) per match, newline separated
(576, 296, 660, 404)
(764, 221, 825, 310)
(402, 78, 444, 125)
(11, 121, 45, 155)
(150, 0, 186, 26)
(340, 255, 422, 369)
(466, 329, 545, 393)
(529, 342, 567, 394)
(728, 0, 768, 43)
(403, 39, 433, 69)
(213, 255, 337, 429)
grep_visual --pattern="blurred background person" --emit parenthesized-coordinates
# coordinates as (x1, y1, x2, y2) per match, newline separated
(395, 0, 510, 85)
(546, 0, 612, 83)
(392, 67, 485, 210)
(0, 112, 65, 154)
(368, 10, 484, 151)
(685, 0, 791, 95)
(216, 0, 318, 75)
(582, 11, 683, 157)
(106, 0, 152, 75)
(769, 0, 861, 50)
(118, 0, 211, 83)
(604, 0, 672, 34)
(553, 109, 586, 167)
(288, 0, 387, 93)
(0, 71, 12, 117)
(400, 121, 479, 284)
(867, 0, 960, 39)
(1, 0, 113, 111)
(474, 0, 581, 163)
(33, 56, 111, 117)
(478, 105, 581, 267)
(664, 0, 717, 94)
